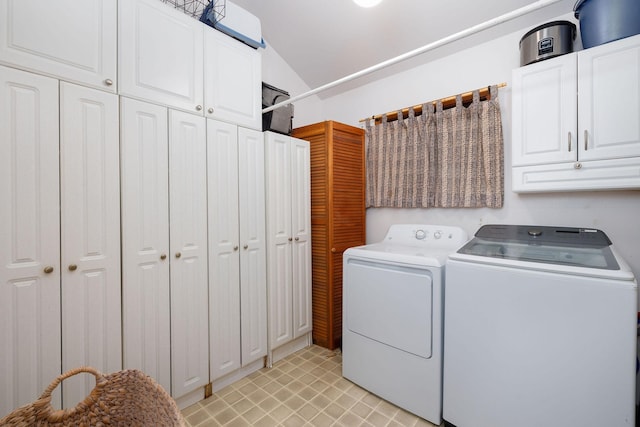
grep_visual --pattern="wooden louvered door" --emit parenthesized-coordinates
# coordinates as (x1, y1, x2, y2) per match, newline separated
(291, 121, 365, 350)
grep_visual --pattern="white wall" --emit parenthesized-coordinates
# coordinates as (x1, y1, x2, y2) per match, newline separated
(260, 43, 323, 128)
(318, 14, 640, 282)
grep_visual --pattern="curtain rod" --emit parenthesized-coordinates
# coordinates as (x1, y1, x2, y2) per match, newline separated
(262, 0, 561, 114)
(360, 82, 507, 124)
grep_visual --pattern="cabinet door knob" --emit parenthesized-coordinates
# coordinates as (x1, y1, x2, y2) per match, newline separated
(43, 266, 54, 274)
(68, 264, 78, 272)
(574, 162, 582, 169)
(331, 248, 337, 253)
(175, 252, 182, 258)
(567, 132, 572, 152)
(208, 108, 214, 114)
(295, 237, 300, 241)
(104, 79, 113, 86)
(288, 237, 293, 242)
(160, 254, 167, 260)
(243, 244, 249, 250)
(196, 105, 203, 111)
(233, 246, 239, 251)
(584, 130, 588, 151)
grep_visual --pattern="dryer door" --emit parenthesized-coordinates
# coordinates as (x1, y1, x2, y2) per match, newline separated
(344, 258, 433, 358)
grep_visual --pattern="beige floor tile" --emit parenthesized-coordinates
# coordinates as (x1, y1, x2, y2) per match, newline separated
(242, 406, 267, 424)
(310, 412, 334, 427)
(298, 402, 320, 421)
(181, 345, 444, 427)
(257, 395, 279, 412)
(282, 413, 307, 427)
(271, 403, 295, 423)
(213, 406, 237, 425)
(283, 395, 306, 411)
(185, 408, 210, 426)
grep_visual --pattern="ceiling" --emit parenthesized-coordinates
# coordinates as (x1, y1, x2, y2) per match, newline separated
(230, 0, 576, 98)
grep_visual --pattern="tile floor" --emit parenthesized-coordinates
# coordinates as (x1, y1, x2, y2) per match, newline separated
(181, 345, 441, 427)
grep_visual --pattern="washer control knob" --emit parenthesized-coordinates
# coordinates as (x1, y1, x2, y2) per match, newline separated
(433, 231, 442, 239)
(415, 229, 426, 240)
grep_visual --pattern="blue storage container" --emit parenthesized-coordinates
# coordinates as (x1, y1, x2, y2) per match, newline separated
(574, 0, 640, 48)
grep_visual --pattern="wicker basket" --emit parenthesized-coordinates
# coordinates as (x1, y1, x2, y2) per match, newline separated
(0, 367, 186, 426)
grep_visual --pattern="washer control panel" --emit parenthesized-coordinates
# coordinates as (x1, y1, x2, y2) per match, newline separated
(384, 224, 468, 247)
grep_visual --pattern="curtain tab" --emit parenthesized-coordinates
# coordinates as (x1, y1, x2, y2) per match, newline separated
(490, 84, 499, 100)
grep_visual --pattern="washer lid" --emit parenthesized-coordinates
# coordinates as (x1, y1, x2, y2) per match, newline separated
(456, 224, 623, 272)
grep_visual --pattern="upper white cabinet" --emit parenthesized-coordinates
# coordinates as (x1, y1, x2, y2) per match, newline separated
(208, 120, 267, 383)
(264, 132, 312, 363)
(204, 26, 262, 130)
(0, 0, 117, 92)
(512, 34, 640, 192)
(119, 0, 262, 128)
(119, 0, 204, 114)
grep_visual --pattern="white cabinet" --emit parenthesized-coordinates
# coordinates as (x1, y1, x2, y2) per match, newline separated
(120, 97, 171, 393)
(59, 82, 121, 407)
(1, 66, 120, 417)
(119, 0, 204, 114)
(512, 34, 640, 192)
(0, 66, 61, 417)
(168, 109, 209, 400)
(208, 120, 267, 384)
(120, 97, 209, 402)
(0, 0, 117, 92)
(264, 132, 312, 363)
(204, 26, 262, 130)
(119, 0, 262, 128)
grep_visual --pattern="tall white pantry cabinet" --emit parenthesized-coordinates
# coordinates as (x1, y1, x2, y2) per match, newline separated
(208, 121, 268, 387)
(0, 66, 121, 416)
(120, 97, 209, 403)
(265, 132, 313, 364)
(0, 0, 303, 415)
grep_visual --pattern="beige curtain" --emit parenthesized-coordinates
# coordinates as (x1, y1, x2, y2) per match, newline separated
(365, 85, 503, 208)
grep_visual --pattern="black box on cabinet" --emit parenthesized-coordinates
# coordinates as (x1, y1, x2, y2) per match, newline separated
(262, 82, 294, 135)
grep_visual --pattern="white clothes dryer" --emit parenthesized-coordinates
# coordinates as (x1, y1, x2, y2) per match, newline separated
(342, 224, 468, 425)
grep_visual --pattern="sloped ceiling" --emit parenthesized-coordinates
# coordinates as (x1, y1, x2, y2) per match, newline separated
(230, 0, 576, 98)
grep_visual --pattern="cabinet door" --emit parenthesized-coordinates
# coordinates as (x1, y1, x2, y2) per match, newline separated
(169, 110, 209, 398)
(290, 138, 312, 339)
(0, 66, 61, 415)
(265, 132, 293, 349)
(208, 119, 241, 380)
(60, 83, 121, 406)
(512, 54, 578, 166)
(119, 0, 204, 114)
(578, 35, 640, 161)
(0, 0, 117, 92)
(238, 127, 268, 365)
(120, 97, 171, 393)
(204, 27, 262, 130)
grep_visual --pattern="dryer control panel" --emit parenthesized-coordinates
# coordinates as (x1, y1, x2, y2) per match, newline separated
(384, 224, 468, 248)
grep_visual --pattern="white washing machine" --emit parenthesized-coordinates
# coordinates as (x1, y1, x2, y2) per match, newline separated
(342, 224, 468, 425)
(443, 224, 638, 427)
